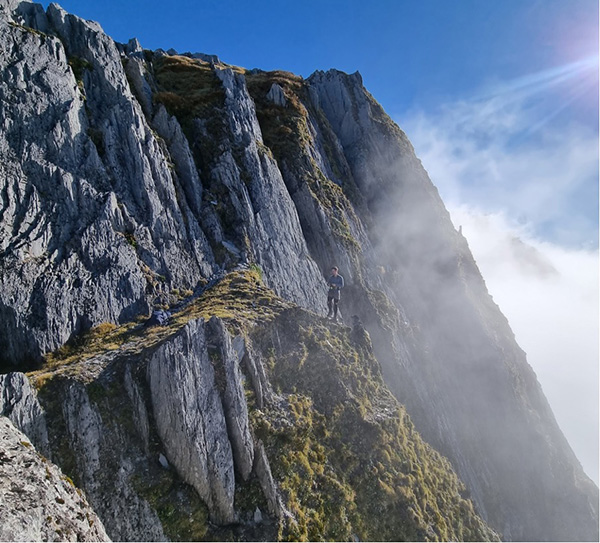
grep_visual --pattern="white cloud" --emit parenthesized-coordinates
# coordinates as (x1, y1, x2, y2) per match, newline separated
(450, 206, 599, 485)
(398, 73, 599, 484)
(404, 104, 598, 247)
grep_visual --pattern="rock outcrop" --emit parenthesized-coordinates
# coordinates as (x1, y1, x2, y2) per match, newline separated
(0, 416, 110, 542)
(147, 318, 241, 525)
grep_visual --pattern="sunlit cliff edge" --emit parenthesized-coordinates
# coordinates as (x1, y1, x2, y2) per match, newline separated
(0, 1, 597, 541)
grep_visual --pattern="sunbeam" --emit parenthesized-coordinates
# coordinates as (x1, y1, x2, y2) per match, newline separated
(524, 70, 598, 136)
(479, 55, 599, 101)
(470, 55, 599, 125)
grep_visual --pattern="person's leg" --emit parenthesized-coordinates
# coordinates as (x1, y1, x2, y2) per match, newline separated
(333, 299, 339, 321)
(327, 297, 333, 317)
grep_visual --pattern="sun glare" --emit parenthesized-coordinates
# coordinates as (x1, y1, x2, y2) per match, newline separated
(492, 55, 598, 100)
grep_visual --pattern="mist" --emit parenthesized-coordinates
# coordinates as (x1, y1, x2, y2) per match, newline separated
(400, 80, 599, 485)
(451, 207, 599, 484)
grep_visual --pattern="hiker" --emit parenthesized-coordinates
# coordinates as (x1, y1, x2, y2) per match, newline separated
(326, 266, 344, 321)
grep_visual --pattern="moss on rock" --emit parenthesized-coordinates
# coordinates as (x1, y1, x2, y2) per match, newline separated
(248, 308, 499, 541)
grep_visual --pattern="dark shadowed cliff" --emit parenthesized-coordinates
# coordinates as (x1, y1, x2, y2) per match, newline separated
(0, 1, 597, 541)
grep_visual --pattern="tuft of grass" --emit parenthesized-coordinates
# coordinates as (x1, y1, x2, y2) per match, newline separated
(42, 321, 120, 366)
(152, 55, 224, 122)
(123, 232, 137, 248)
(248, 262, 263, 281)
(245, 70, 310, 159)
(68, 56, 93, 93)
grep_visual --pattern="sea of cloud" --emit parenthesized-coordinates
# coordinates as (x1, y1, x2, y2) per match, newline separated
(449, 206, 599, 485)
(399, 78, 599, 484)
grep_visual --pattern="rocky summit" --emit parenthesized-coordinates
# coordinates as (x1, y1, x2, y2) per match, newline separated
(0, 1, 598, 541)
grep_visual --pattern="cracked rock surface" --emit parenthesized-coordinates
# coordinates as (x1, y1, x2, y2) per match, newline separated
(0, 416, 110, 542)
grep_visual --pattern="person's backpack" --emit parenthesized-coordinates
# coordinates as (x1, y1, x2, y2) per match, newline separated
(146, 309, 171, 326)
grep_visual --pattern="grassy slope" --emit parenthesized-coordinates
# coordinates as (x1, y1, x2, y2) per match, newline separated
(249, 306, 498, 541)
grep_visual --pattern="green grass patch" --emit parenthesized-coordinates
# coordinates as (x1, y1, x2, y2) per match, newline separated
(245, 70, 311, 159)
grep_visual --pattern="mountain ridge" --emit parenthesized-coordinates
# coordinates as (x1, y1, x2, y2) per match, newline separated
(0, 1, 598, 541)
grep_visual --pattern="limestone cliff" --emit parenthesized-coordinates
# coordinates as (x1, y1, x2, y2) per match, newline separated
(0, 1, 597, 541)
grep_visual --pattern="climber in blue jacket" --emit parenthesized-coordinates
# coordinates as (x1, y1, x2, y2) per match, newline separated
(326, 266, 344, 322)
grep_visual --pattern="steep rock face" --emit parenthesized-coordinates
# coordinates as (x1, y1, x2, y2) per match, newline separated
(1, 366, 170, 541)
(0, 1, 597, 541)
(0, 0, 323, 370)
(1, 324, 234, 540)
(141, 56, 325, 309)
(147, 318, 241, 525)
(205, 317, 255, 480)
(0, 416, 110, 542)
(304, 69, 599, 541)
(0, 371, 49, 453)
(0, 1, 212, 368)
(208, 66, 323, 307)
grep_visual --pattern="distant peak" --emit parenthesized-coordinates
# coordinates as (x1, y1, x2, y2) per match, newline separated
(308, 68, 363, 87)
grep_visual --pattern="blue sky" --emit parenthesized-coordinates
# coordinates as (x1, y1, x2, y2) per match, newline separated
(40, 0, 599, 483)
